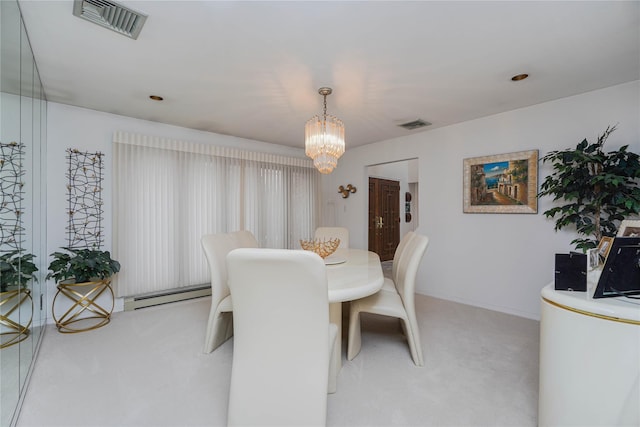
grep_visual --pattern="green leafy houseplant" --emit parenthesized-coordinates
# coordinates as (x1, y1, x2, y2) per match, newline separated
(46, 247, 121, 284)
(538, 125, 640, 251)
(0, 250, 38, 292)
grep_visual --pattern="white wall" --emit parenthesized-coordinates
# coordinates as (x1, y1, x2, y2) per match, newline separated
(321, 81, 640, 320)
(46, 103, 307, 318)
(46, 82, 639, 322)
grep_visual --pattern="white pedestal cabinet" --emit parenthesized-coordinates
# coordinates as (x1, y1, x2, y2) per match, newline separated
(539, 282, 640, 426)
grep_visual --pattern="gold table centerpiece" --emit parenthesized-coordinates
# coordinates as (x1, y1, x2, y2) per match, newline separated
(300, 238, 340, 259)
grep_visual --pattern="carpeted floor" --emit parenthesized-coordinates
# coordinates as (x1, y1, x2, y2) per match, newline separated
(381, 260, 392, 278)
(17, 293, 539, 426)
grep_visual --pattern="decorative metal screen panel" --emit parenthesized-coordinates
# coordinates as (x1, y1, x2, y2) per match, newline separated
(66, 149, 104, 249)
(0, 142, 25, 251)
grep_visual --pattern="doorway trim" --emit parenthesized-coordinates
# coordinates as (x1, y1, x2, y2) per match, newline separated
(365, 157, 419, 259)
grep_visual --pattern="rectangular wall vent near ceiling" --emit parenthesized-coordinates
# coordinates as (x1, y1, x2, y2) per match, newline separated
(73, 0, 148, 40)
(398, 119, 431, 130)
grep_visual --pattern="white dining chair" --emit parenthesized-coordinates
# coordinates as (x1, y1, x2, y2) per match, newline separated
(386, 230, 416, 291)
(347, 232, 429, 366)
(226, 248, 338, 426)
(315, 226, 349, 248)
(200, 230, 259, 354)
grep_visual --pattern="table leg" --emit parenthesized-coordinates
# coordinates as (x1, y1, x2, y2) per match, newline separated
(328, 302, 342, 393)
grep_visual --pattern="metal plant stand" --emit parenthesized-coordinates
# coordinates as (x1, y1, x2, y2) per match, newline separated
(0, 289, 32, 348)
(52, 279, 114, 333)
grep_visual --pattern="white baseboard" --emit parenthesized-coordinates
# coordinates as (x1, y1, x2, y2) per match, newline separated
(123, 285, 211, 311)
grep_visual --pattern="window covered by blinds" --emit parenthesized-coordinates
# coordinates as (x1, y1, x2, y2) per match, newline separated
(113, 132, 320, 297)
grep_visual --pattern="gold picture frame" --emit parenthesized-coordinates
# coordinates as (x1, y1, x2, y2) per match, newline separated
(463, 150, 538, 213)
(597, 236, 614, 263)
(617, 219, 640, 237)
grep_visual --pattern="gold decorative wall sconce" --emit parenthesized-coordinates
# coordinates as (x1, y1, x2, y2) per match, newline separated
(338, 184, 357, 198)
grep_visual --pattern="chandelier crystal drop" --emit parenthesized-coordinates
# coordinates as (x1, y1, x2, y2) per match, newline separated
(305, 87, 345, 174)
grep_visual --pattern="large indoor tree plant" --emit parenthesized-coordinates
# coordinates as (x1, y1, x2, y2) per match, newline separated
(538, 125, 640, 251)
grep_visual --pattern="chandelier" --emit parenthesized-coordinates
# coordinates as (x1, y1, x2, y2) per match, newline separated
(305, 87, 345, 174)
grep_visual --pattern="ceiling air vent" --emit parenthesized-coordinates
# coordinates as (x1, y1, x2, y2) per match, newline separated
(73, 0, 148, 40)
(398, 119, 431, 130)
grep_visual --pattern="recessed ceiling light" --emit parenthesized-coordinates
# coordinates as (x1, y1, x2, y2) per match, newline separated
(511, 73, 529, 82)
(149, 95, 163, 101)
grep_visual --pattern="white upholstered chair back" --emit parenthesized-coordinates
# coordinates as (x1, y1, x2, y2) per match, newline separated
(347, 232, 429, 366)
(226, 248, 332, 426)
(234, 230, 260, 248)
(392, 231, 416, 284)
(200, 230, 259, 353)
(395, 233, 429, 311)
(315, 226, 349, 249)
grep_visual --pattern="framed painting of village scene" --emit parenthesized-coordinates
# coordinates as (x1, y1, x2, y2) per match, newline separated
(463, 149, 538, 213)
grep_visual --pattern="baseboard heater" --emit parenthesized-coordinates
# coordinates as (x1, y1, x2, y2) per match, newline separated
(124, 284, 211, 311)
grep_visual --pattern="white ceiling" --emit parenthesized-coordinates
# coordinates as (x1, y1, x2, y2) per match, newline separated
(18, 0, 640, 150)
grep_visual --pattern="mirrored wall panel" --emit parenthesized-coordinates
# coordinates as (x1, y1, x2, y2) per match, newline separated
(1, 1, 48, 425)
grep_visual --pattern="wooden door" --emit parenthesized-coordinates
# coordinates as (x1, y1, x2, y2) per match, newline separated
(368, 177, 400, 261)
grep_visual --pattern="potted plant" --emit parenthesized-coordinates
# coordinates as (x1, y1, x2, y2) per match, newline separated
(0, 250, 38, 292)
(47, 247, 121, 333)
(538, 125, 640, 251)
(0, 250, 38, 347)
(46, 247, 120, 284)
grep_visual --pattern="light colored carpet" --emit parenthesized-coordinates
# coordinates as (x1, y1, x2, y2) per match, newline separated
(381, 260, 392, 278)
(16, 293, 539, 426)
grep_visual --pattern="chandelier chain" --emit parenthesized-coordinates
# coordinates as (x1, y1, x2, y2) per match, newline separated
(323, 94, 327, 121)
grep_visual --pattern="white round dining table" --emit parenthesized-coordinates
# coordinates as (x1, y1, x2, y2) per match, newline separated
(326, 248, 385, 303)
(324, 248, 384, 392)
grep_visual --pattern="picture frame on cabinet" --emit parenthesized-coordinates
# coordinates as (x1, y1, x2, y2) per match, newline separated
(616, 219, 640, 237)
(597, 236, 614, 263)
(463, 150, 538, 213)
(587, 248, 600, 270)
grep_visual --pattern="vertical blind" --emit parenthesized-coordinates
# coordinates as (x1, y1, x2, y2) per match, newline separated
(112, 132, 320, 297)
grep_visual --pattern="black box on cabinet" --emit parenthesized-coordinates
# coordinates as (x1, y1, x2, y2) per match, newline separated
(554, 252, 587, 291)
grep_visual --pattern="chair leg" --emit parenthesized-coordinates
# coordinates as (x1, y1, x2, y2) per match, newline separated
(327, 323, 338, 394)
(400, 318, 408, 335)
(203, 311, 233, 353)
(328, 302, 343, 393)
(402, 317, 424, 367)
(347, 307, 362, 361)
